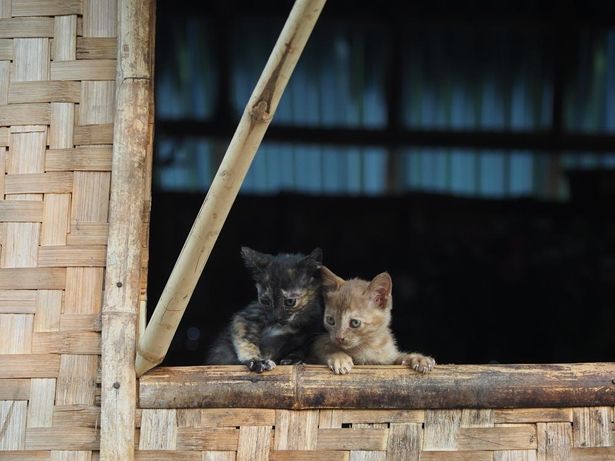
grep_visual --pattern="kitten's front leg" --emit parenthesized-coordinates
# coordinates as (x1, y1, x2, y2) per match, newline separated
(231, 315, 276, 373)
(396, 352, 435, 373)
(327, 351, 354, 375)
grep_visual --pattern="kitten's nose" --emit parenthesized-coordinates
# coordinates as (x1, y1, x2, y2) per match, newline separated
(335, 336, 345, 344)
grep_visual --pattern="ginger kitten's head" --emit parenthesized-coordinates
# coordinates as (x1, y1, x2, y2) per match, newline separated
(321, 266, 392, 350)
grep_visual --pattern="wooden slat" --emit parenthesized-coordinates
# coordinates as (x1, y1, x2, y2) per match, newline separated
(387, 423, 421, 461)
(83, 0, 117, 38)
(50, 60, 116, 81)
(74, 123, 113, 144)
(0, 103, 50, 125)
(12, 0, 82, 16)
(53, 14, 77, 62)
(5, 172, 73, 195)
(0, 60, 8, 105)
(572, 407, 613, 447)
(38, 245, 107, 267)
(71, 172, 110, 222)
(0, 268, 65, 289)
(0, 452, 49, 460)
(236, 426, 271, 461)
(135, 452, 201, 461)
(67, 223, 109, 245)
(571, 447, 615, 460)
(316, 429, 388, 451)
(0, 379, 30, 400)
(53, 405, 100, 428)
(46, 147, 113, 171)
(0, 18, 54, 38)
(27, 379, 55, 428)
(494, 408, 573, 424)
(0, 354, 60, 378)
(64, 267, 104, 314)
(420, 453, 493, 461)
(55, 354, 98, 405)
(1, 223, 39, 268)
(32, 331, 101, 354)
(175, 427, 239, 451)
(0, 290, 37, 313)
(201, 453, 236, 461)
(138, 409, 177, 450)
(201, 409, 276, 427)
(80, 81, 115, 124)
(8, 81, 80, 104)
(456, 427, 537, 451)
(537, 422, 571, 460)
(270, 452, 349, 461)
(77, 37, 117, 60)
(25, 427, 99, 450)
(60, 313, 102, 332)
(0, 127, 8, 145)
(337, 410, 424, 425)
(274, 410, 318, 450)
(139, 364, 615, 410)
(0, 38, 13, 60)
(0, 314, 33, 353)
(0, 401, 27, 449)
(493, 451, 536, 461)
(41, 194, 70, 246)
(33, 289, 62, 332)
(0, 201, 43, 222)
(49, 102, 75, 149)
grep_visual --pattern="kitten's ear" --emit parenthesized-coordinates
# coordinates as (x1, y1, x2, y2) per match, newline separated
(321, 266, 344, 291)
(367, 272, 392, 309)
(240, 247, 272, 272)
(299, 247, 323, 271)
(308, 247, 323, 264)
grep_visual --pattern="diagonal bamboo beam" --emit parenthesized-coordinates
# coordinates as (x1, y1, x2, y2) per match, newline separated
(135, 0, 327, 377)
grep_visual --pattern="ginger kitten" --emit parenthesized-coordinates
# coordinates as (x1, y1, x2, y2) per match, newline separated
(311, 266, 435, 375)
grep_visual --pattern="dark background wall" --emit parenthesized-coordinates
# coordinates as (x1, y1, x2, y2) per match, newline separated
(150, 0, 615, 366)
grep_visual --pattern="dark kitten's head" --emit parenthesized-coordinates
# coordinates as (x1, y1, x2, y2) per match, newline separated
(241, 247, 323, 323)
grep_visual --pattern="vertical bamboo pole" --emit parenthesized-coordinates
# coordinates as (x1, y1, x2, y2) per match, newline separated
(135, 0, 327, 376)
(101, 0, 155, 459)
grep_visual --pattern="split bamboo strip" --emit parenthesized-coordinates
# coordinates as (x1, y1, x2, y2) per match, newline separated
(100, 0, 155, 459)
(139, 364, 615, 410)
(135, 0, 327, 377)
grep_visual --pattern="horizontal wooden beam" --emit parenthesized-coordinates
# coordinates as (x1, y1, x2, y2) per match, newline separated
(157, 120, 615, 154)
(139, 363, 615, 410)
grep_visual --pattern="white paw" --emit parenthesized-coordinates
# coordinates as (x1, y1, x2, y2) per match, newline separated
(327, 353, 354, 375)
(402, 354, 435, 373)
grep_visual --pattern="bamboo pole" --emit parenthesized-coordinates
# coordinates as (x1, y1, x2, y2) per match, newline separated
(135, 0, 327, 377)
(100, 0, 155, 459)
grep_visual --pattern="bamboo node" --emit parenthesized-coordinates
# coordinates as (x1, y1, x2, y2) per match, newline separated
(250, 100, 271, 123)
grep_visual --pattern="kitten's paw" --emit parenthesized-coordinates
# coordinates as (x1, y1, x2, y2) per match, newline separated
(247, 359, 276, 373)
(279, 357, 304, 365)
(401, 353, 435, 373)
(327, 352, 354, 375)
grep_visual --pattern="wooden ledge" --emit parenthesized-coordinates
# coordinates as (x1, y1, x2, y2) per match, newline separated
(138, 363, 615, 410)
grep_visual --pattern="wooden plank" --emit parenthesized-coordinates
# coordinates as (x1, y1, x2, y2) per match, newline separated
(0, 127, 8, 145)
(387, 423, 421, 461)
(49, 102, 75, 149)
(34, 289, 62, 332)
(202, 453, 236, 461)
(457, 426, 537, 451)
(175, 409, 200, 427)
(336, 410, 424, 425)
(52, 404, 100, 428)
(1, 223, 40, 267)
(25, 427, 99, 450)
(50, 452, 92, 461)
(0, 268, 66, 289)
(138, 409, 177, 450)
(537, 422, 572, 461)
(27, 379, 55, 427)
(270, 452, 349, 461)
(60, 313, 102, 332)
(74, 123, 113, 145)
(0, 18, 54, 38)
(12, 0, 82, 17)
(572, 407, 613, 448)
(46, 147, 113, 172)
(9, 81, 80, 103)
(0, 60, 8, 105)
(200, 409, 275, 427)
(236, 426, 271, 461)
(38, 245, 107, 267)
(80, 81, 115, 124)
(0, 290, 37, 313)
(317, 429, 388, 451)
(0, 201, 43, 222)
(423, 410, 462, 450)
(50, 60, 116, 81)
(0, 313, 32, 353)
(83, 0, 117, 38)
(420, 453, 493, 461)
(0, 379, 30, 400)
(135, 452, 201, 461)
(274, 410, 318, 450)
(0, 354, 60, 378)
(5, 172, 73, 195)
(64, 268, 104, 314)
(14, 38, 49, 82)
(41, 194, 71, 246)
(32, 331, 101, 354)
(0, 452, 50, 460)
(67, 223, 109, 246)
(495, 409, 573, 424)
(494, 451, 537, 461)
(175, 427, 239, 451)
(71, 172, 110, 223)
(570, 447, 615, 460)
(77, 37, 116, 60)
(0, 401, 27, 449)
(0, 38, 13, 60)
(55, 354, 98, 405)
(53, 14, 77, 61)
(143, 364, 615, 410)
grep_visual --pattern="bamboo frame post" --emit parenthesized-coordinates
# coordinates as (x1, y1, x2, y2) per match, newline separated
(101, 0, 155, 459)
(135, 0, 327, 376)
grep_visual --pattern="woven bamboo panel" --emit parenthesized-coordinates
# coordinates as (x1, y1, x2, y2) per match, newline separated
(133, 407, 615, 460)
(0, 0, 121, 459)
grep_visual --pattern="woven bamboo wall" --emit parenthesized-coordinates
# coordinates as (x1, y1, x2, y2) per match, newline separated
(134, 407, 615, 460)
(0, 0, 120, 458)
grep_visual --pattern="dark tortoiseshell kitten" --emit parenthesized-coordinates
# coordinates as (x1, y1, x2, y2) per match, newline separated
(206, 247, 324, 372)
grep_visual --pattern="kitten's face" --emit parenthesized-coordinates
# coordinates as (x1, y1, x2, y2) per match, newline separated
(321, 267, 392, 350)
(241, 247, 322, 324)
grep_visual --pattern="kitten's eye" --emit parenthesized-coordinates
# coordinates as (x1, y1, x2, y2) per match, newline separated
(260, 296, 271, 306)
(284, 298, 297, 308)
(325, 316, 335, 325)
(349, 319, 361, 328)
